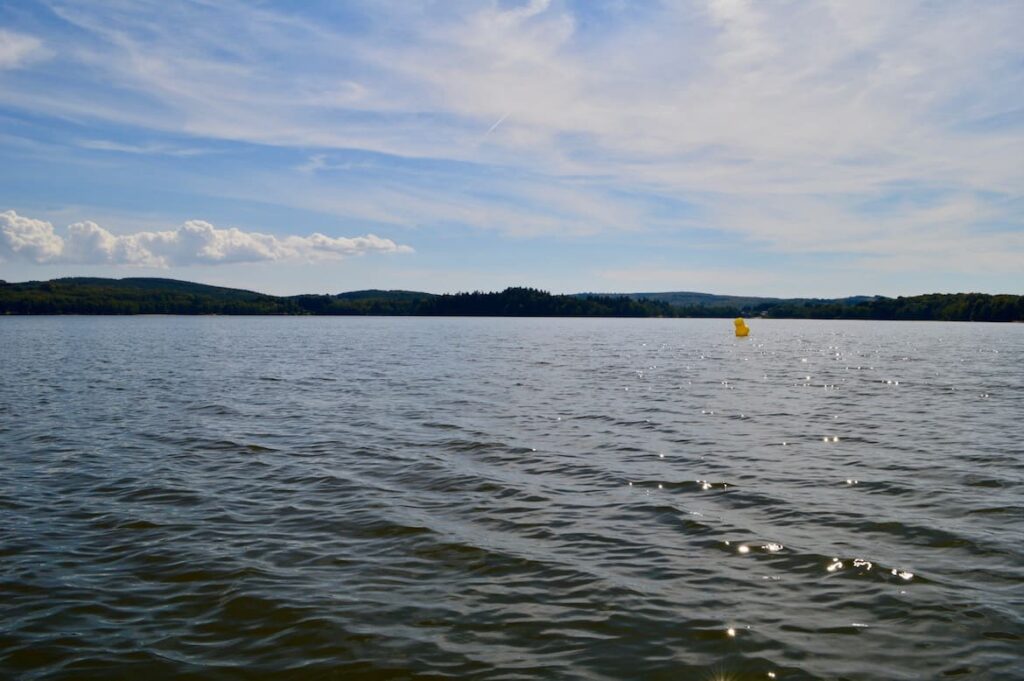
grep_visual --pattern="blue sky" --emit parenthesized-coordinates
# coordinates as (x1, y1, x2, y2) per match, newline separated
(1, 0, 1021, 296)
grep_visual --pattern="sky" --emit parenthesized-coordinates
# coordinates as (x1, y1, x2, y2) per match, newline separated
(0, 0, 1022, 297)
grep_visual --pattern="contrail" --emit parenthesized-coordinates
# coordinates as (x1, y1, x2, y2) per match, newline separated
(485, 112, 510, 136)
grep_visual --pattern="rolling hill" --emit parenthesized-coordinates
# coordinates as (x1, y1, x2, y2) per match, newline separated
(0, 278, 1020, 321)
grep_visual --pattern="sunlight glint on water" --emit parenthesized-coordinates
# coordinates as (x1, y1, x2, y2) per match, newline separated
(0, 316, 1022, 680)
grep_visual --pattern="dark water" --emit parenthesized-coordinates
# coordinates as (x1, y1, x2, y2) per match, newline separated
(1, 317, 1022, 680)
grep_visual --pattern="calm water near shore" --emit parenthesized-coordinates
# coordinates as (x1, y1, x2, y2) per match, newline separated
(1, 316, 1022, 680)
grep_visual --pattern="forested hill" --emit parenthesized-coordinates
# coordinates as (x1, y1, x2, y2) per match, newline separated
(0, 278, 1021, 321)
(579, 291, 877, 308)
(0, 278, 302, 315)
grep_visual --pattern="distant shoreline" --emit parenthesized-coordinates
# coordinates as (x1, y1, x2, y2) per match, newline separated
(1, 278, 1021, 322)
(4, 315, 1019, 325)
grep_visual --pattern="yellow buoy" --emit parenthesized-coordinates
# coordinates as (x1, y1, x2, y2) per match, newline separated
(734, 317, 750, 337)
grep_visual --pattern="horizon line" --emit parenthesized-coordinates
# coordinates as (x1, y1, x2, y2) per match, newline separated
(3, 275, 1021, 300)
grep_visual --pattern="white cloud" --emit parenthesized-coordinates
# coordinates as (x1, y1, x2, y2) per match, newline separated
(76, 139, 209, 157)
(703, 192, 1024, 274)
(0, 29, 48, 69)
(22, 1, 1023, 199)
(1, 1, 1021, 288)
(0, 210, 411, 267)
(0, 210, 64, 262)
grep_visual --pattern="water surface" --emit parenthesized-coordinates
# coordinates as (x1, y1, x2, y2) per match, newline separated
(1, 317, 1022, 680)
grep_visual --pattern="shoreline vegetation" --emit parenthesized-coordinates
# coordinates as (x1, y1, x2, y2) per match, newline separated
(0, 277, 1021, 322)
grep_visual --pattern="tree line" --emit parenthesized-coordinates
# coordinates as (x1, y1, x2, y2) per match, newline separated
(1, 279, 1021, 321)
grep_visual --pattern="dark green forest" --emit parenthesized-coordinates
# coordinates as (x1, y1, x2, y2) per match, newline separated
(0, 278, 302, 315)
(0, 278, 1021, 321)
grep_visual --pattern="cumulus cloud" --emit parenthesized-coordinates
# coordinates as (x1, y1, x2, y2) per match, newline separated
(0, 211, 64, 262)
(0, 210, 411, 267)
(0, 29, 47, 69)
(2, 1, 1022, 292)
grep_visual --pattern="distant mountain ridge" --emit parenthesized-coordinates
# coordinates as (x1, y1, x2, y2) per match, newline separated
(0, 277, 1021, 321)
(577, 290, 782, 308)
(578, 291, 879, 308)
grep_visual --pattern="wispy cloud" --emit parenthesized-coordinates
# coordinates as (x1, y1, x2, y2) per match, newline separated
(0, 210, 411, 267)
(75, 139, 210, 157)
(26, 2, 1018, 184)
(0, 29, 48, 70)
(0, 1, 1021, 292)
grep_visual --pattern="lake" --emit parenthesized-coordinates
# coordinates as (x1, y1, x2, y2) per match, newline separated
(1, 317, 1021, 680)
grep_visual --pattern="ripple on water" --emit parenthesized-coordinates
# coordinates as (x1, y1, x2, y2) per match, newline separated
(1, 316, 1022, 680)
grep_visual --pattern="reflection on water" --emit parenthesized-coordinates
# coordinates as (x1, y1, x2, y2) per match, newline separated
(1, 317, 1022, 680)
